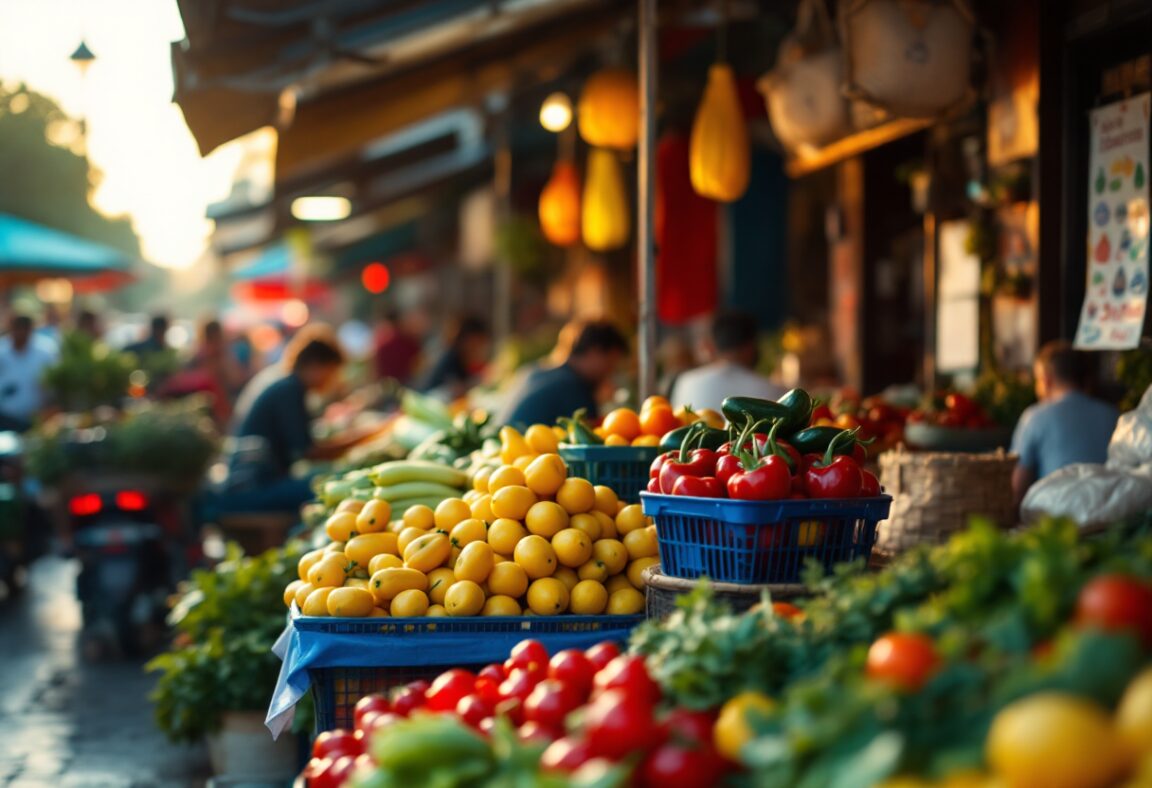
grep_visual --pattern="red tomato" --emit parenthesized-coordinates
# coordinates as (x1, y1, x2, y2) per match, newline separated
(507, 639, 550, 673)
(524, 679, 582, 729)
(944, 393, 977, 419)
(518, 720, 561, 744)
(478, 717, 496, 736)
(865, 632, 939, 691)
(860, 470, 881, 497)
(495, 696, 525, 725)
(1076, 574, 1152, 647)
(583, 689, 663, 760)
(661, 708, 716, 746)
(499, 668, 540, 703)
(593, 654, 661, 704)
(425, 669, 476, 711)
(455, 693, 495, 728)
(638, 742, 727, 788)
(353, 694, 390, 731)
(475, 675, 503, 706)
(361, 711, 402, 737)
(541, 736, 595, 773)
(351, 753, 375, 781)
(312, 729, 362, 759)
(584, 642, 620, 672)
(549, 649, 597, 699)
(478, 663, 507, 683)
(309, 753, 358, 788)
(390, 686, 425, 717)
(770, 601, 803, 620)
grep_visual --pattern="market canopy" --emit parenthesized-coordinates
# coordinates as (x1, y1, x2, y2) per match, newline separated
(0, 213, 136, 289)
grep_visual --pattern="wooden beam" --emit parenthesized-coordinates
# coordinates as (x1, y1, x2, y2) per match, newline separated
(784, 118, 934, 179)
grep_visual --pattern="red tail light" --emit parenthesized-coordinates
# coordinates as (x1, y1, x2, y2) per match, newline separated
(69, 493, 102, 517)
(115, 490, 149, 511)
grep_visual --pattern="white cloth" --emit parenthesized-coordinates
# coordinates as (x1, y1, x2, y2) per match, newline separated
(670, 361, 786, 413)
(0, 336, 57, 422)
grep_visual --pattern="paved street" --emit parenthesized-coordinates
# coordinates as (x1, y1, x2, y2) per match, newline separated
(0, 557, 211, 788)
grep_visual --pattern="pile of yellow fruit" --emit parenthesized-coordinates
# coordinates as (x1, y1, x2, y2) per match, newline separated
(283, 452, 659, 619)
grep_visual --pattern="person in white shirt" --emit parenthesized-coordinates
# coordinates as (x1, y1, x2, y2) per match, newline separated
(671, 310, 785, 412)
(0, 314, 58, 431)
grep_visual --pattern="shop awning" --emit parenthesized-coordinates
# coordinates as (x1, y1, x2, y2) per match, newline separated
(0, 213, 136, 289)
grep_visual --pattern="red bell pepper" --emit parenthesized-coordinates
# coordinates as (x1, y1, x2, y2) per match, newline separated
(647, 477, 662, 493)
(804, 431, 863, 499)
(725, 420, 792, 501)
(715, 453, 744, 487)
(658, 423, 717, 494)
(671, 475, 724, 498)
(861, 470, 881, 497)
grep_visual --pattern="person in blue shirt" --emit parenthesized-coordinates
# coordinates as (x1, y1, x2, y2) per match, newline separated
(1011, 340, 1119, 505)
(499, 321, 630, 428)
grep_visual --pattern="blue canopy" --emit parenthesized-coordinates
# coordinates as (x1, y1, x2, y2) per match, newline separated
(231, 243, 291, 281)
(0, 213, 134, 277)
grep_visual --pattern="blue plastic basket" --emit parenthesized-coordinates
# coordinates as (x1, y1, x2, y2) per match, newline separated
(559, 445, 661, 502)
(641, 492, 892, 584)
(299, 614, 642, 731)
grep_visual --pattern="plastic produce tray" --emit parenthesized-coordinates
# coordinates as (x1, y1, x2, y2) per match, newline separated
(559, 445, 661, 503)
(641, 492, 892, 584)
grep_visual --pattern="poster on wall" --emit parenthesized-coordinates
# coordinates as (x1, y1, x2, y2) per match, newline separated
(1074, 92, 1150, 350)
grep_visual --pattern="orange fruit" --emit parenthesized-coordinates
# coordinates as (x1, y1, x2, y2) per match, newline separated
(640, 405, 680, 437)
(602, 408, 642, 441)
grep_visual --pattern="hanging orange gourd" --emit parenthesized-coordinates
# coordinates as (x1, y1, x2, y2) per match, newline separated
(577, 68, 640, 150)
(582, 148, 630, 251)
(538, 161, 582, 247)
(690, 63, 750, 202)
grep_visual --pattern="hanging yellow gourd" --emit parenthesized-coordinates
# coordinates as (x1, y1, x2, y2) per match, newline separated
(582, 148, 630, 251)
(690, 63, 750, 202)
(577, 68, 640, 150)
(538, 161, 582, 247)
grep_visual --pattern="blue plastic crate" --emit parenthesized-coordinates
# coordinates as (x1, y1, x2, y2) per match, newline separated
(559, 445, 660, 502)
(297, 614, 642, 731)
(641, 492, 892, 584)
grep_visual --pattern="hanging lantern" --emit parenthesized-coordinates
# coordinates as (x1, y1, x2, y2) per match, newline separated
(690, 64, 750, 202)
(582, 148, 630, 251)
(577, 68, 640, 150)
(538, 161, 582, 246)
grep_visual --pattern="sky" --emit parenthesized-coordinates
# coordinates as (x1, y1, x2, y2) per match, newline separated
(0, 0, 245, 269)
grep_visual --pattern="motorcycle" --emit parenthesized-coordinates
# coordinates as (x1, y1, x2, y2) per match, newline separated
(0, 431, 32, 597)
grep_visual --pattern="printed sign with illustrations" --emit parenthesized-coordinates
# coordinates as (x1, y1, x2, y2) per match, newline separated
(1074, 92, 1150, 350)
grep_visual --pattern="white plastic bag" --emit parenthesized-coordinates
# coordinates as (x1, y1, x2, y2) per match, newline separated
(1107, 384, 1152, 470)
(1021, 463, 1152, 527)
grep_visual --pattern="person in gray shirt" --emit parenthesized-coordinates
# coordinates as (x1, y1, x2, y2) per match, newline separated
(1011, 340, 1119, 506)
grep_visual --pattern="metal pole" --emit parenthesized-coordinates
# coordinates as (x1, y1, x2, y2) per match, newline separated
(637, 0, 658, 398)
(493, 114, 513, 350)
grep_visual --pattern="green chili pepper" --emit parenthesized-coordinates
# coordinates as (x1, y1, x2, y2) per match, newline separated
(721, 388, 814, 439)
(791, 425, 869, 456)
(658, 424, 728, 452)
(558, 408, 603, 445)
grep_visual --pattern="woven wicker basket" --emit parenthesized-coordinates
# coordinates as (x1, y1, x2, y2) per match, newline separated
(642, 566, 811, 620)
(877, 447, 1017, 554)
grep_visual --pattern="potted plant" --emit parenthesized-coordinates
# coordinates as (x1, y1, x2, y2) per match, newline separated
(148, 542, 310, 778)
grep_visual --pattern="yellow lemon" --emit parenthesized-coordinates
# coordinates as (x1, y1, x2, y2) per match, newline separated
(370, 607, 389, 617)
(471, 465, 493, 493)
(593, 539, 629, 575)
(298, 548, 327, 582)
(570, 580, 609, 615)
(327, 586, 375, 617)
(714, 692, 777, 761)
(482, 595, 522, 616)
(346, 532, 400, 568)
(344, 577, 370, 589)
(455, 541, 495, 584)
(302, 587, 336, 616)
(293, 582, 316, 609)
(325, 511, 360, 542)
(525, 424, 560, 455)
(514, 535, 558, 579)
(623, 526, 659, 560)
(445, 580, 485, 617)
(488, 561, 529, 598)
(627, 557, 660, 589)
(553, 566, 580, 592)
(552, 529, 594, 568)
(1116, 668, 1152, 758)
(606, 587, 645, 615)
(390, 588, 430, 617)
(615, 504, 648, 536)
(488, 518, 527, 555)
(426, 567, 456, 605)
(592, 486, 619, 515)
(487, 466, 526, 493)
(370, 567, 427, 604)
(569, 513, 602, 542)
(403, 504, 435, 530)
(512, 454, 538, 471)
(434, 498, 473, 531)
(325, 541, 347, 554)
(336, 498, 365, 514)
(450, 518, 488, 548)
(355, 499, 392, 534)
(284, 579, 306, 607)
(368, 553, 403, 574)
(606, 575, 633, 595)
(593, 511, 618, 539)
(427, 604, 448, 617)
(461, 490, 482, 505)
(577, 559, 610, 583)
(404, 532, 452, 573)
(308, 554, 351, 588)
(604, 434, 629, 446)
(491, 486, 538, 521)
(470, 494, 495, 523)
(555, 478, 595, 514)
(527, 577, 570, 616)
(525, 501, 569, 538)
(397, 526, 429, 556)
(524, 453, 568, 497)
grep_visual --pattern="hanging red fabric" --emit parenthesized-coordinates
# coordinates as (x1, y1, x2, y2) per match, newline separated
(656, 130, 718, 324)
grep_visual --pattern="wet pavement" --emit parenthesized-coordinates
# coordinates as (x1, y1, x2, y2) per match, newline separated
(0, 557, 211, 788)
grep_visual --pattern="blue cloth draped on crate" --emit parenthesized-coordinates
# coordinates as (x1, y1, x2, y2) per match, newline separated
(266, 610, 643, 737)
